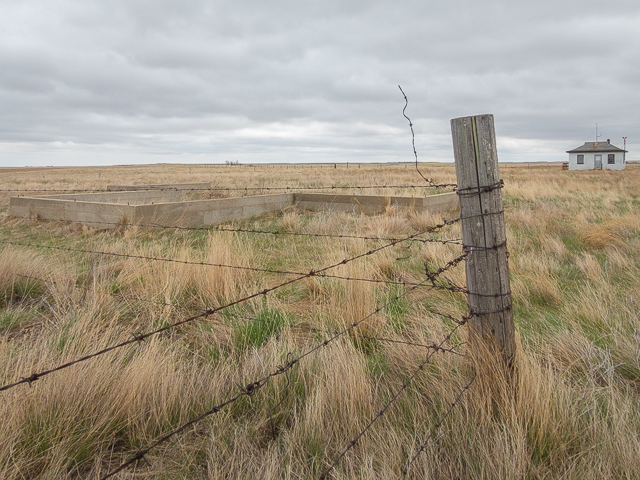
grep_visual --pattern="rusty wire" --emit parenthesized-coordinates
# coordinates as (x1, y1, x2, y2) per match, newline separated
(32, 217, 463, 246)
(99, 266, 464, 479)
(1, 224, 464, 292)
(398, 372, 476, 479)
(306, 327, 467, 356)
(0, 165, 485, 478)
(319, 316, 469, 480)
(1, 182, 455, 194)
(398, 86, 457, 190)
(0, 223, 458, 393)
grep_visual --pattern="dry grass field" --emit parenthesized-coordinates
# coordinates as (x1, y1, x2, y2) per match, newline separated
(1, 162, 639, 479)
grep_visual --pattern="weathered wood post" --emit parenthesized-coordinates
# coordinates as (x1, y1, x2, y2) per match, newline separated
(451, 114, 516, 368)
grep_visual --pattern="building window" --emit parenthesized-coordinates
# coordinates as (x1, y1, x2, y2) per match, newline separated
(577, 154, 584, 164)
(608, 154, 615, 164)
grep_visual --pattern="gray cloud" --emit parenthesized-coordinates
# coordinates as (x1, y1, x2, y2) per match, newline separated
(1, 0, 639, 166)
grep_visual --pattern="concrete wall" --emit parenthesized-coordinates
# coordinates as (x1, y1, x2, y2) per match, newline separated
(133, 194, 293, 227)
(10, 191, 459, 229)
(45, 190, 185, 204)
(10, 196, 136, 228)
(293, 192, 459, 215)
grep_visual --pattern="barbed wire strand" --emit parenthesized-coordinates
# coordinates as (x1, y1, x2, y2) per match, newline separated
(11, 272, 467, 372)
(100, 267, 464, 480)
(1, 205, 463, 245)
(305, 327, 467, 356)
(1, 182, 455, 194)
(398, 372, 476, 479)
(1, 170, 478, 477)
(44, 218, 463, 246)
(10, 273, 470, 346)
(318, 315, 468, 480)
(0, 232, 467, 291)
(0, 225, 457, 393)
(397, 86, 456, 190)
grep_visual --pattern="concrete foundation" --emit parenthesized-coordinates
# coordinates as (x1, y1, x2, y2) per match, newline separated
(10, 184, 459, 229)
(294, 192, 458, 215)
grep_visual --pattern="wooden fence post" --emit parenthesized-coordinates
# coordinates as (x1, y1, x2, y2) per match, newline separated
(451, 114, 516, 368)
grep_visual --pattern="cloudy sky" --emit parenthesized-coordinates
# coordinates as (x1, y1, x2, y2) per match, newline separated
(1, 0, 639, 167)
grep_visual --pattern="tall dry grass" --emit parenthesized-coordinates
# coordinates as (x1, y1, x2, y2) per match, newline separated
(0, 163, 639, 479)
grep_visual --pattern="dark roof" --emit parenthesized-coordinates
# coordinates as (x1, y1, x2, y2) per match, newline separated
(567, 141, 627, 153)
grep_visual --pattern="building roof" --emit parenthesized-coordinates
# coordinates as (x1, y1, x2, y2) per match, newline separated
(567, 141, 627, 153)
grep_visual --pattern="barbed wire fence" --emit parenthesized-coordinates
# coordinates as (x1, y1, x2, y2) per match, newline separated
(0, 182, 456, 195)
(0, 221, 461, 393)
(0, 114, 512, 478)
(0, 218, 472, 477)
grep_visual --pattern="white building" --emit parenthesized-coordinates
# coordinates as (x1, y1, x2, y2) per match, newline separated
(566, 140, 626, 170)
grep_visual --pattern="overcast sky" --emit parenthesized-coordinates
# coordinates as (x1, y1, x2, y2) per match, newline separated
(1, 0, 639, 167)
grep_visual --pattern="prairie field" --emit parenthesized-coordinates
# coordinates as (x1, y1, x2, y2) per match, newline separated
(1, 162, 639, 479)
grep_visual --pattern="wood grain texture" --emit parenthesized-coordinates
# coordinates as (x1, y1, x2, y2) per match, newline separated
(451, 114, 515, 365)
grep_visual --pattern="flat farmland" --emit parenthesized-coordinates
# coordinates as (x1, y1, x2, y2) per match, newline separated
(1, 162, 639, 479)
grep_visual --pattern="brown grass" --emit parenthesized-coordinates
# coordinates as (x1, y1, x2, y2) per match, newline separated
(1, 162, 639, 479)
